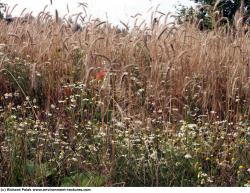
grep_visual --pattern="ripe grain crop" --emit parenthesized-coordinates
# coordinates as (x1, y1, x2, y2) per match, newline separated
(0, 9, 249, 186)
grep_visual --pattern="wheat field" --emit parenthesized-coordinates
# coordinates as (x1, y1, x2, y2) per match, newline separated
(0, 9, 249, 186)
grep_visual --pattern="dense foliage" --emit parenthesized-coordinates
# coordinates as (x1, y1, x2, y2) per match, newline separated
(194, 0, 250, 20)
(178, 0, 250, 29)
(0, 2, 5, 19)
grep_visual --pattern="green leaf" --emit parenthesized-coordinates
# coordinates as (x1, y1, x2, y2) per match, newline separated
(25, 160, 54, 180)
(61, 172, 106, 187)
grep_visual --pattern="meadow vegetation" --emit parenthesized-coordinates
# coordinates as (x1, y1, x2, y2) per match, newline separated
(0, 9, 249, 186)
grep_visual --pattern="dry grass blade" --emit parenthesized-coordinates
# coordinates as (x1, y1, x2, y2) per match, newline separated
(157, 26, 168, 40)
(55, 9, 59, 23)
(67, 3, 70, 13)
(213, 0, 223, 11)
(120, 20, 129, 31)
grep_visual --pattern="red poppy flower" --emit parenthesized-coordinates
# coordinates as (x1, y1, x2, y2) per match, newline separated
(96, 70, 106, 80)
(63, 86, 72, 97)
